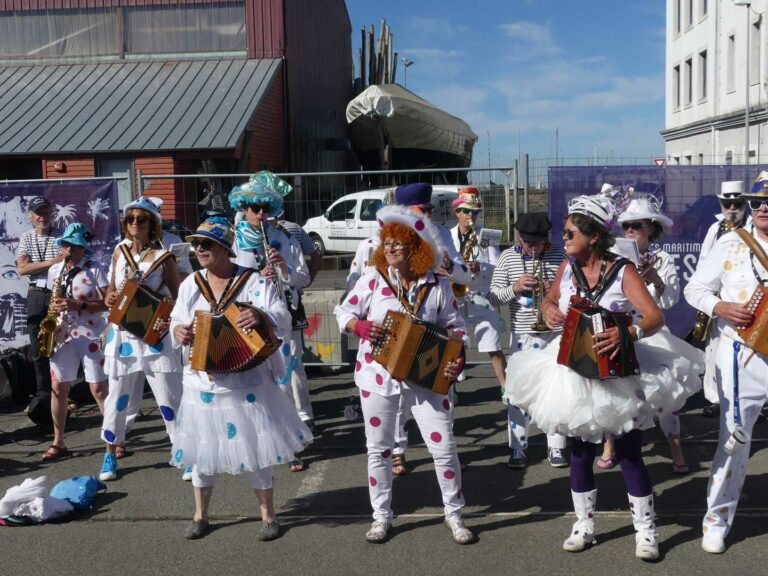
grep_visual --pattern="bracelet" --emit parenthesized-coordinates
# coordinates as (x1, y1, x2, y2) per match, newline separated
(633, 326, 645, 341)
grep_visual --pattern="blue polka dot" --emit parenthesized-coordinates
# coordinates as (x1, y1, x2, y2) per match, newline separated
(116, 394, 130, 411)
(276, 455, 283, 463)
(159, 405, 175, 421)
(299, 434, 305, 441)
(246, 393, 256, 403)
(226, 422, 237, 439)
(533, 343, 540, 348)
(118, 342, 133, 356)
(200, 391, 214, 403)
(175, 449, 183, 463)
(104, 430, 116, 443)
(106, 326, 115, 343)
(282, 343, 291, 356)
(240, 463, 245, 471)
(517, 342, 523, 350)
(511, 423, 517, 429)
(520, 435, 526, 442)
(149, 341, 164, 353)
(255, 290, 260, 296)
(259, 278, 265, 284)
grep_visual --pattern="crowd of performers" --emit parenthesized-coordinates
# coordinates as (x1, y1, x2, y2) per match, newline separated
(14, 170, 768, 556)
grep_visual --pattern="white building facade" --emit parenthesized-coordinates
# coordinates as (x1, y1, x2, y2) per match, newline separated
(663, 0, 768, 164)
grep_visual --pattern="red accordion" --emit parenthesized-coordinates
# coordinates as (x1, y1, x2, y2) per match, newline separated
(557, 295, 640, 380)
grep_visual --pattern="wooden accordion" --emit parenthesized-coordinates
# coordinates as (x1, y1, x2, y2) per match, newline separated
(557, 295, 640, 380)
(189, 302, 282, 374)
(108, 278, 173, 346)
(737, 285, 768, 356)
(371, 310, 464, 395)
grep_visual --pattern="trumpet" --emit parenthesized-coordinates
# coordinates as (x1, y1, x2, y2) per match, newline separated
(530, 255, 549, 332)
(451, 219, 477, 299)
(39, 256, 69, 358)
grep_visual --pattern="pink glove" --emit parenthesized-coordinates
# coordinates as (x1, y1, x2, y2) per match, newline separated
(353, 320, 375, 341)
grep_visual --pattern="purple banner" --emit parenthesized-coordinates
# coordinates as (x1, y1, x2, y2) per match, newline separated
(548, 165, 758, 338)
(0, 180, 121, 351)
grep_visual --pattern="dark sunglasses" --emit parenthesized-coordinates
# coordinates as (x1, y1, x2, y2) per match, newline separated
(748, 198, 768, 211)
(562, 229, 580, 240)
(458, 208, 480, 215)
(125, 215, 148, 225)
(191, 239, 215, 251)
(247, 203, 272, 214)
(621, 222, 647, 231)
(720, 199, 745, 209)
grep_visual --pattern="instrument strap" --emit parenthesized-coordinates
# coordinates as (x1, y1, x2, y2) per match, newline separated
(733, 341, 743, 427)
(194, 268, 255, 313)
(736, 228, 768, 284)
(119, 243, 173, 281)
(376, 266, 433, 316)
(571, 257, 631, 303)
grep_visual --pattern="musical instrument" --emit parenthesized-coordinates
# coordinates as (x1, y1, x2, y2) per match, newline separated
(557, 295, 640, 380)
(637, 250, 659, 278)
(530, 255, 549, 332)
(39, 257, 68, 358)
(189, 302, 282, 373)
(260, 221, 285, 299)
(736, 286, 768, 356)
(451, 221, 477, 299)
(371, 310, 464, 394)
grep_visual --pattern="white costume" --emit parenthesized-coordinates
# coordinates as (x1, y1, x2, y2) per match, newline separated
(335, 266, 469, 522)
(168, 267, 310, 486)
(684, 225, 768, 543)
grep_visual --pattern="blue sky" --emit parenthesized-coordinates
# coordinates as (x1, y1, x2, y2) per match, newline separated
(346, 0, 666, 167)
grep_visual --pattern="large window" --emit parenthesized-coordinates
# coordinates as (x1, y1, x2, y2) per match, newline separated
(687, 0, 694, 28)
(751, 20, 761, 85)
(727, 34, 736, 92)
(684, 58, 693, 106)
(698, 50, 708, 100)
(673, 65, 681, 110)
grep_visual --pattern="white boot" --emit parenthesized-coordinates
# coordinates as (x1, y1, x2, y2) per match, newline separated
(562, 489, 597, 552)
(628, 493, 659, 561)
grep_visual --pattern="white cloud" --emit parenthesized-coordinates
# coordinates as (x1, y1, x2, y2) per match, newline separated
(500, 21, 560, 59)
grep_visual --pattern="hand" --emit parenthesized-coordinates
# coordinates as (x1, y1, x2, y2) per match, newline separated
(155, 318, 171, 333)
(261, 265, 277, 281)
(105, 291, 117, 310)
(714, 301, 754, 327)
(543, 302, 565, 329)
(593, 326, 622, 359)
(468, 261, 480, 273)
(51, 297, 68, 313)
(444, 356, 465, 381)
(173, 323, 195, 345)
(236, 307, 264, 330)
(267, 248, 285, 266)
(641, 266, 662, 285)
(514, 273, 538, 295)
(353, 320, 386, 343)
(442, 253, 454, 273)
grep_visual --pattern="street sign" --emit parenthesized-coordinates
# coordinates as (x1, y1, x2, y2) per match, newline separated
(654, 158, 667, 166)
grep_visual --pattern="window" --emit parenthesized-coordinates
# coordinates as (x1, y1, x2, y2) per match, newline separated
(751, 21, 760, 85)
(327, 200, 356, 222)
(702, 0, 708, 18)
(685, 155, 692, 165)
(725, 150, 733, 165)
(687, 0, 693, 28)
(684, 58, 693, 105)
(698, 50, 708, 100)
(360, 199, 383, 221)
(674, 0, 681, 35)
(727, 34, 736, 92)
(698, 153, 705, 165)
(673, 65, 681, 109)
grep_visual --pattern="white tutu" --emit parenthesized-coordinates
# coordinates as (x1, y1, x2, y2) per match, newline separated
(504, 330, 702, 443)
(170, 382, 312, 476)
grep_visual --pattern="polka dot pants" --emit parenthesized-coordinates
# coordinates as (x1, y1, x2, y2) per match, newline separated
(360, 385, 465, 522)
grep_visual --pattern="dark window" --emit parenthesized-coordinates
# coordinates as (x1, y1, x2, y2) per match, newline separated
(360, 199, 383, 221)
(327, 200, 356, 222)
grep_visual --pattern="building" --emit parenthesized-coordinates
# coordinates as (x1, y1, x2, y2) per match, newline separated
(0, 0, 353, 223)
(662, 0, 767, 165)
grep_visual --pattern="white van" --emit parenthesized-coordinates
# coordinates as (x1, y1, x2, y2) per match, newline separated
(303, 186, 462, 253)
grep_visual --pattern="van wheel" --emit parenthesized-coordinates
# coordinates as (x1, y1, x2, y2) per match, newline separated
(310, 233, 326, 255)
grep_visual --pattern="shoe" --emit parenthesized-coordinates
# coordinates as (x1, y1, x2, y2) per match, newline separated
(702, 403, 720, 418)
(182, 466, 193, 481)
(258, 520, 281, 541)
(596, 456, 618, 470)
(507, 449, 526, 469)
(444, 517, 475, 545)
(392, 453, 408, 476)
(41, 444, 69, 461)
(365, 520, 391, 543)
(548, 447, 568, 468)
(563, 489, 597, 552)
(115, 443, 127, 460)
(628, 494, 659, 561)
(99, 452, 118, 481)
(184, 519, 210, 540)
(701, 533, 726, 554)
(671, 462, 691, 476)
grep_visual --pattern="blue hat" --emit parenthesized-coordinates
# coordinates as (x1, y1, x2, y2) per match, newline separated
(395, 183, 432, 206)
(228, 171, 293, 215)
(56, 223, 94, 253)
(187, 216, 235, 256)
(124, 196, 162, 225)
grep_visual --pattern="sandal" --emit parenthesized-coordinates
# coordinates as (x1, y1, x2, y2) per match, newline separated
(289, 459, 306, 472)
(392, 454, 408, 476)
(596, 456, 617, 470)
(672, 462, 691, 476)
(115, 443, 127, 460)
(41, 444, 69, 461)
(702, 403, 720, 418)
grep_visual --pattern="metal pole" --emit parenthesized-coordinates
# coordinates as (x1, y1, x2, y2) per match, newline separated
(745, 4, 750, 169)
(523, 154, 529, 213)
(512, 160, 519, 230)
(137, 169, 144, 197)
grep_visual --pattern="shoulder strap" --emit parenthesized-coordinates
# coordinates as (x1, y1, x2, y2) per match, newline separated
(194, 268, 255, 312)
(736, 228, 768, 272)
(592, 257, 632, 303)
(118, 244, 140, 275)
(375, 265, 434, 315)
(142, 252, 173, 279)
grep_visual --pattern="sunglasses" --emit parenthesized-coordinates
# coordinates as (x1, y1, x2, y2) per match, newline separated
(562, 228, 581, 240)
(720, 199, 745, 209)
(247, 203, 272, 214)
(191, 239, 216, 251)
(748, 198, 768, 211)
(621, 222, 647, 231)
(125, 215, 149, 225)
(458, 208, 480, 215)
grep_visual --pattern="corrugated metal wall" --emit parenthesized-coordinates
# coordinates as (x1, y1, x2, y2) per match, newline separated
(0, 1, 235, 9)
(245, 0, 284, 59)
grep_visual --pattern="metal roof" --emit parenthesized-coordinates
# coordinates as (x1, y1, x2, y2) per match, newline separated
(0, 58, 282, 155)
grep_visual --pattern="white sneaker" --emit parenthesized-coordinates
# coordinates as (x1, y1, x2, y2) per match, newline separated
(701, 533, 726, 554)
(182, 466, 193, 481)
(365, 520, 391, 543)
(562, 527, 596, 552)
(444, 517, 475, 545)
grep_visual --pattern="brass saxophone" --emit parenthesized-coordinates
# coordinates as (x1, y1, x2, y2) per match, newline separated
(451, 222, 477, 299)
(530, 255, 549, 332)
(260, 221, 285, 300)
(39, 257, 68, 358)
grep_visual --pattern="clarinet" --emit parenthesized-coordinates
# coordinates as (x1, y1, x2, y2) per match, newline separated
(259, 221, 285, 301)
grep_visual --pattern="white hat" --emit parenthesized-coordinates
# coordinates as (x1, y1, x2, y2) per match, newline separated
(600, 183, 614, 194)
(147, 196, 164, 210)
(376, 205, 446, 271)
(718, 181, 744, 199)
(617, 194, 673, 230)
(568, 184, 634, 231)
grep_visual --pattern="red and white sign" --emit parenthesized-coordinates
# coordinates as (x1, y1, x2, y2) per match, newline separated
(653, 158, 667, 166)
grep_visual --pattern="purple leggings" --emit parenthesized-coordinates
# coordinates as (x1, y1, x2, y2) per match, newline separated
(570, 429, 652, 497)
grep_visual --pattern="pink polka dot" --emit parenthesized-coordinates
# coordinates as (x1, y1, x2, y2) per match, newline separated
(375, 374, 383, 385)
(88, 343, 99, 353)
(382, 449, 391, 458)
(72, 331, 79, 337)
(365, 352, 373, 364)
(82, 278, 89, 285)
(444, 470, 456, 480)
(446, 324, 455, 330)
(415, 220, 425, 231)
(430, 432, 443, 443)
(355, 361, 361, 372)
(369, 279, 376, 290)
(86, 331, 92, 337)
(369, 476, 377, 487)
(456, 330, 465, 337)
(442, 399, 450, 410)
(361, 390, 371, 398)
(381, 287, 393, 296)
(348, 294, 359, 305)
(370, 416, 381, 427)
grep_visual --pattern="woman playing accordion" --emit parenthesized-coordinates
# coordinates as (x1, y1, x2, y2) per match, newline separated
(505, 187, 697, 561)
(334, 205, 473, 545)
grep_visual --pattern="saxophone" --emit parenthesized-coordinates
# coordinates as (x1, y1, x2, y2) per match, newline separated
(451, 221, 477, 299)
(39, 257, 68, 358)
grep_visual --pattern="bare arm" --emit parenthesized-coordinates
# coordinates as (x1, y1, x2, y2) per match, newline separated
(542, 260, 567, 329)
(17, 252, 64, 276)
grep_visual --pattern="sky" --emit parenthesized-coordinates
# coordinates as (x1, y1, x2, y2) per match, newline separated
(346, 0, 667, 168)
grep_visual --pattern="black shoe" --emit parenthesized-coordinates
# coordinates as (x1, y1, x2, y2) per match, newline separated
(507, 449, 526, 469)
(184, 519, 210, 540)
(258, 520, 281, 541)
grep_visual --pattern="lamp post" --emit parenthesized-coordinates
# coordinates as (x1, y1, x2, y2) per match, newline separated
(401, 57, 414, 88)
(734, 0, 751, 165)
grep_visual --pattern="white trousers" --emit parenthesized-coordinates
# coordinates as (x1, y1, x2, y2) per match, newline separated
(702, 324, 721, 403)
(191, 465, 273, 490)
(702, 336, 768, 540)
(288, 330, 314, 421)
(101, 369, 182, 445)
(507, 331, 566, 450)
(360, 386, 465, 522)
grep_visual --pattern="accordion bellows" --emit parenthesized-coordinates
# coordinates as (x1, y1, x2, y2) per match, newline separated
(371, 310, 463, 394)
(108, 278, 173, 346)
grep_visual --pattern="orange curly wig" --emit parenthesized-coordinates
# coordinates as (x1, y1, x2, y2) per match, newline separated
(372, 222, 436, 277)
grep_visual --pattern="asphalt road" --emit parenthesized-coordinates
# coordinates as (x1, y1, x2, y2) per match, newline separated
(1, 364, 767, 576)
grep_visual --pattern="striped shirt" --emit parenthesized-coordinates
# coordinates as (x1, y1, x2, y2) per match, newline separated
(489, 246, 565, 333)
(278, 220, 320, 255)
(16, 229, 62, 287)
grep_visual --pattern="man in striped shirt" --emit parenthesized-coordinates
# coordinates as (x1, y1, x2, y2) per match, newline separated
(490, 213, 567, 469)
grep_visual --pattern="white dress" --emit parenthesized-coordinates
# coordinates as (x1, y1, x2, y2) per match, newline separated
(504, 260, 698, 443)
(168, 267, 311, 475)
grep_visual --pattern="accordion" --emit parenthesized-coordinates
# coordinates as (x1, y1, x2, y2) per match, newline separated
(371, 310, 464, 395)
(189, 302, 282, 374)
(737, 285, 768, 356)
(557, 295, 640, 380)
(108, 278, 173, 346)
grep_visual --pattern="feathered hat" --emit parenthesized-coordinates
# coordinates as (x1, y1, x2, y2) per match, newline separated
(568, 183, 635, 230)
(376, 205, 446, 271)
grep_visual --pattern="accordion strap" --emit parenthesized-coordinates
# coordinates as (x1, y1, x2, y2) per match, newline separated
(375, 266, 433, 316)
(571, 257, 631, 303)
(194, 268, 255, 313)
(736, 228, 768, 277)
(119, 243, 173, 282)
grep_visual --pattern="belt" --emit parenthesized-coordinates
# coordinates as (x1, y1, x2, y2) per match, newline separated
(28, 286, 51, 292)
